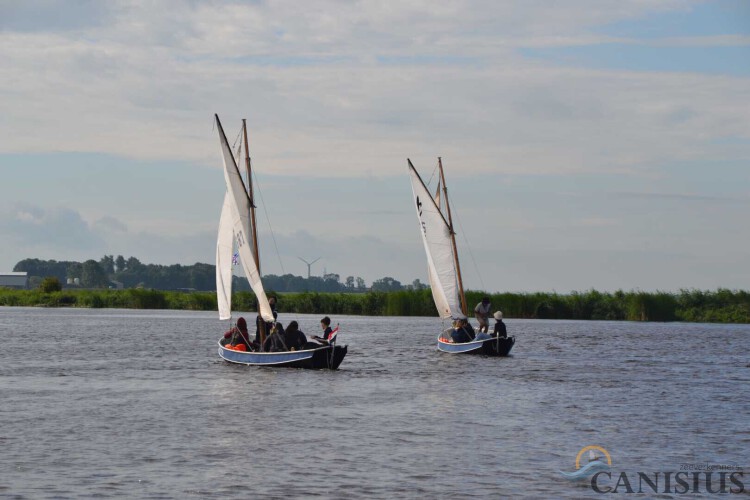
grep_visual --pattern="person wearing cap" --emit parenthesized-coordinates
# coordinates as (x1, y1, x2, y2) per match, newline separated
(474, 297, 491, 333)
(493, 311, 507, 338)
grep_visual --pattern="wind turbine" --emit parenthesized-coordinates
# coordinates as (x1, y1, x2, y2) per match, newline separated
(298, 257, 321, 279)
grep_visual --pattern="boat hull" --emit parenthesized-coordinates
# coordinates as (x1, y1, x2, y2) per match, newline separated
(437, 336, 515, 356)
(218, 342, 347, 370)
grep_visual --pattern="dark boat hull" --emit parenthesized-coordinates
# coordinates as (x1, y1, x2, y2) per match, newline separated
(437, 336, 515, 356)
(218, 342, 348, 370)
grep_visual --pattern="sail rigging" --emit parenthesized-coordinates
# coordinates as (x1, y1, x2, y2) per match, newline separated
(215, 114, 274, 323)
(408, 159, 466, 320)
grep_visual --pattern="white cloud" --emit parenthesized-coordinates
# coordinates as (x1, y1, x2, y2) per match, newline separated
(0, 204, 106, 256)
(1, 0, 747, 180)
(93, 216, 128, 233)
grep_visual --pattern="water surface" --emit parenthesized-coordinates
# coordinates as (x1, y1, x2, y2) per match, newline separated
(1, 308, 748, 498)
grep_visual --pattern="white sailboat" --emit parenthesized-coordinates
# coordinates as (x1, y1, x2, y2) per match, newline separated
(214, 114, 347, 369)
(408, 158, 514, 356)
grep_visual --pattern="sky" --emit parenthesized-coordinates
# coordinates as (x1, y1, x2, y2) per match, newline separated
(1, 0, 748, 292)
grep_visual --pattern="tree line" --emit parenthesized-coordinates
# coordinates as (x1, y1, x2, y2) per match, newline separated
(11, 256, 427, 293)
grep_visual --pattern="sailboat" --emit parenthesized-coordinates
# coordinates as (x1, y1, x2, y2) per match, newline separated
(214, 114, 347, 369)
(407, 158, 515, 356)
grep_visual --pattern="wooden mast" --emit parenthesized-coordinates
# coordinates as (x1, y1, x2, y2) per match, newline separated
(242, 119, 267, 347)
(242, 119, 261, 271)
(438, 157, 468, 317)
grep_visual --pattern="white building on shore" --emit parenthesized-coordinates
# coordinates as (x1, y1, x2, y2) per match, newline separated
(0, 272, 29, 289)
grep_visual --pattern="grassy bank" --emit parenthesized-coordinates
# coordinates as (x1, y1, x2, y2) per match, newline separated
(0, 288, 748, 323)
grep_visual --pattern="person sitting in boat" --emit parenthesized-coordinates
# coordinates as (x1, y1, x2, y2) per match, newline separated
(253, 314, 276, 348)
(252, 315, 264, 348)
(451, 318, 476, 343)
(283, 320, 308, 351)
(263, 322, 287, 352)
(493, 311, 507, 338)
(312, 316, 335, 345)
(474, 297, 491, 333)
(222, 317, 251, 348)
(252, 297, 278, 345)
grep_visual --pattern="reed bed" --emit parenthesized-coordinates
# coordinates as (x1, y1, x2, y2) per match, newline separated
(1, 288, 748, 323)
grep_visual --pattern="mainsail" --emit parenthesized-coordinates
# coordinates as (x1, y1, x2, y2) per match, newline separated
(215, 192, 234, 321)
(215, 114, 275, 323)
(408, 160, 466, 320)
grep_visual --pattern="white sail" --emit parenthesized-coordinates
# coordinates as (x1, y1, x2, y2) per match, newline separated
(216, 192, 234, 321)
(215, 114, 275, 323)
(408, 161, 466, 320)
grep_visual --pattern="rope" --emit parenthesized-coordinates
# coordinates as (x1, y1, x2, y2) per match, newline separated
(231, 126, 243, 152)
(452, 200, 487, 292)
(228, 323, 251, 348)
(425, 158, 440, 188)
(252, 168, 286, 275)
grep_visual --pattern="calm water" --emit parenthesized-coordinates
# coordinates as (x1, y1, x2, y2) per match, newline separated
(0, 307, 748, 498)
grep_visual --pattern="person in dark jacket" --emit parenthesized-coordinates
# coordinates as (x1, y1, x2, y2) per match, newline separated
(450, 318, 476, 343)
(283, 321, 308, 351)
(493, 311, 507, 338)
(284, 321, 307, 351)
(263, 322, 287, 352)
(252, 298, 278, 346)
(312, 316, 335, 344)
(222, 317, 251, 348)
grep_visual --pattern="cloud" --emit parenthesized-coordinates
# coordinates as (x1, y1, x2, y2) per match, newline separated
(0, 1, 111, 32)
(0, 203, 205, 267)
(645, 35, 750, 48)
(93, 216, 128, 233)
(1, 204, 105, 252)
(0, 0, 747, 180)
(610, 191, 750, 203)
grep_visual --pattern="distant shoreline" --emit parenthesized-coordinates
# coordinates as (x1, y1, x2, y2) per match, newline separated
(1, 288, 748, 324)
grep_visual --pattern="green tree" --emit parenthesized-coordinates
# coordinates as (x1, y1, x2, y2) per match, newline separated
(411, 279, 426, 290)
(371, 276, 402, 292)
(115, 255, 126, 272)
(39, 276, 62, 293)
(14, 258, 72, 282)
(99, 255, 115, 274)
(81, 260, 109, 288)
(126, 256, 142, 270)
